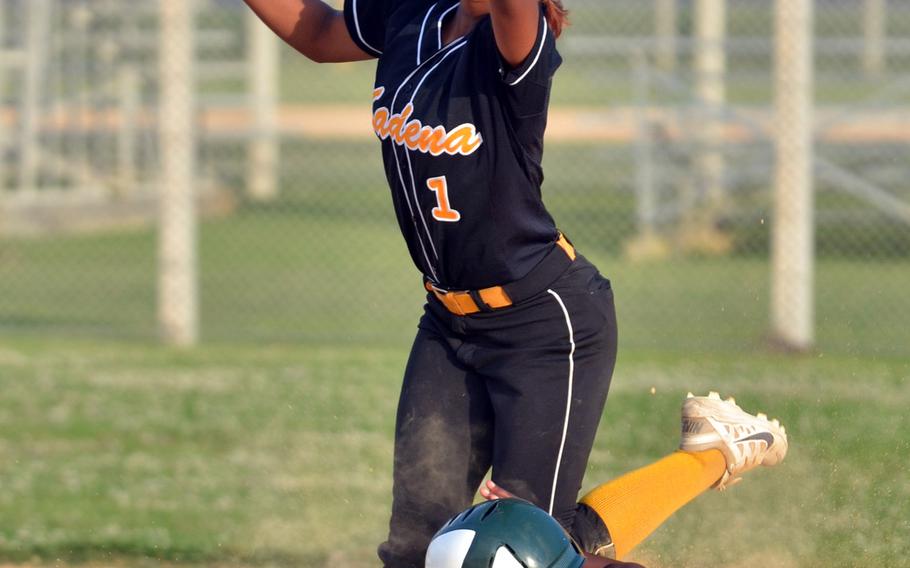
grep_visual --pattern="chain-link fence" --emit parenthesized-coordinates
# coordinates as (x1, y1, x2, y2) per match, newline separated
(0, 0, 907, 356)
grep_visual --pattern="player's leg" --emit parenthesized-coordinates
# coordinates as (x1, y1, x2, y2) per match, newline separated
(466, 258, 618, 532)
(478, 451, 725, 562)
(480, 393, 788, 561)
(378, 310, 494, 568)
(575, 449, 727, 559)
(578, 393, 789, 559)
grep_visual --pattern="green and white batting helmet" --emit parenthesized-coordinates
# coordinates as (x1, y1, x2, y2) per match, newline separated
(425, 499, 585, 568)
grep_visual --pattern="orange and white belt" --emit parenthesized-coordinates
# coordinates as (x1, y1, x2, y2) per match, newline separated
(425, 233, 577, 316)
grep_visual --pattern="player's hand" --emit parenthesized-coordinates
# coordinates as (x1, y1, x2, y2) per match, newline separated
(479, 479, 515, 500)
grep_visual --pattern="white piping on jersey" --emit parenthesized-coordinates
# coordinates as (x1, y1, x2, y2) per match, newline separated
(416, 3, 438, 66)
(388, 38, 468, 278)
(400, 39, 469, 266)
(507, 15, 548, 86)
(545, 288, 576, 517)
(392, 142, 438, 279)
(351, 0, 383, 56)
(393, 152, 438, 280)
(401, 153, 438, 262)
(437, 2, 461, 51)
(409, 41, 468, 107)
(388, 38, 469, 164)
(401, 40, 470, 266)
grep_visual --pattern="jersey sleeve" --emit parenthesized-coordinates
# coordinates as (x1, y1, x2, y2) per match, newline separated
(497, 10, 562, 90)
(479, 10, 563, 119)
(343, 0, 388, 58)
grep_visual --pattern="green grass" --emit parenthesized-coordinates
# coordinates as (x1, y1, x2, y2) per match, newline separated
(1, 208, 908, 356)
(1, 140, 908, 355)
(0, 340, 907, 567)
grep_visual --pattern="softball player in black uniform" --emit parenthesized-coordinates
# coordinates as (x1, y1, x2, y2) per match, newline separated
(245, 0, 617, 564)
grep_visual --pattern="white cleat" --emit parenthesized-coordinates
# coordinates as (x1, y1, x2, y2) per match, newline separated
(679, 393, 789, 490)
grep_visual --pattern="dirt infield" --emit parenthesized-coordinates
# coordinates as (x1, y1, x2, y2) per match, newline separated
(7, 105, 910, 144)
(203, 105, 910, 144)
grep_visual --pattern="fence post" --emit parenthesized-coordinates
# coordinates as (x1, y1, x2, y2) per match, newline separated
(655, 0, 677, 72)
(694, 0, 726, 210)
(247, 13, 279, 201)
(626, 51, 671, 261)
(20, 0, 52, 194)
(118, 67, 140, 196)
(634, 52, 657, 241)
(863, 0, 886, 77)
(0, 1, 7, 195)
(771, 0, 815, 351)
(158, 0, 198, 346)
(73, 5, 93, 186)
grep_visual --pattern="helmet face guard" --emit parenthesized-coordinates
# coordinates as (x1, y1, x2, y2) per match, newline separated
(426, 499, 585, 568)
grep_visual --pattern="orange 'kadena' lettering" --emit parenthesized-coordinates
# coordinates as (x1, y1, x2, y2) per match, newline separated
(371, 102, 483, 157)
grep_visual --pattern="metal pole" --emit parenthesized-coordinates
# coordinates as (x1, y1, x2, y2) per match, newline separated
(118, 0, 140, 196)
(19, 0, 52, 194)
(771, 0, 815, 351)
(73, 4, 93, 187)
(655, 0, 677, 72)
(694, 0, 726, 212)
(118, 67, 139, 196)
(625, 50, 671, 261)
(863, 0, 886, 77)
(634, 52, 657, 239)
(158, 0, 198, 346)
(0, 1, 7, 195)
(247, 12, 279, 201)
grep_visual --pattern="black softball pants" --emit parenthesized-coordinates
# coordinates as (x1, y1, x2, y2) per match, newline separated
(378, 256, 618, 567)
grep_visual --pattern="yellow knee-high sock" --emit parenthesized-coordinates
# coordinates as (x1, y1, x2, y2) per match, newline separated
(580, 450, 727, 559)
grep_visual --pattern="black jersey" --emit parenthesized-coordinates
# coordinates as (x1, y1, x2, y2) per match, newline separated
(344, 0, 563, 290)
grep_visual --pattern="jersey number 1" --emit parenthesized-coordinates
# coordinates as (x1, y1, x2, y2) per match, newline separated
(426, 176, 461, 222)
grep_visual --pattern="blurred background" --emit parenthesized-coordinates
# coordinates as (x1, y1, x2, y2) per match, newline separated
(0, 0, 907, 567)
